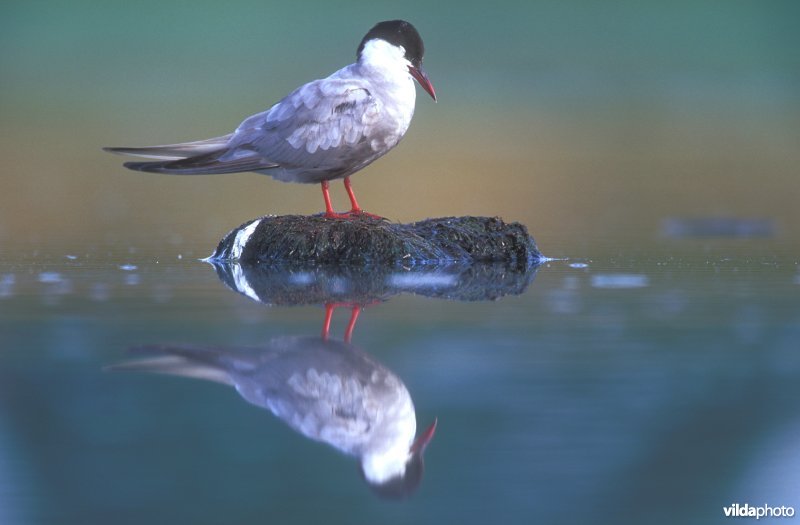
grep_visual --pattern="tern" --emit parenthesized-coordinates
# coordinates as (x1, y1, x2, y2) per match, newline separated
(105, 20, 436, 218)
(110, 336, 437, 499)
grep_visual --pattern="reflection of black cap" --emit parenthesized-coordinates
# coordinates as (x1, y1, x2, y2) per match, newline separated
(361, 453, 425, 500)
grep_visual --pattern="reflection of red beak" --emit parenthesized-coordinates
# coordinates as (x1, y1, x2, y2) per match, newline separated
(410, 418, 438, 454)
(408, 65, 437, 102)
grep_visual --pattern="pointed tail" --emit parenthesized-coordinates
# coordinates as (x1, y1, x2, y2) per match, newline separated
(106, 345, 235, 386)
(103, 134, 234, 160)
(104, 134, 278, 175)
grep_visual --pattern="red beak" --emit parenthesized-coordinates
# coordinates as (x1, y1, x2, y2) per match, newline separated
(410, 418, 438, 454)
(408, 65, 437, 102)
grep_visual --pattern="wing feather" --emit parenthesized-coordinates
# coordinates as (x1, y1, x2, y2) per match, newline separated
(230, 78, 383, 172)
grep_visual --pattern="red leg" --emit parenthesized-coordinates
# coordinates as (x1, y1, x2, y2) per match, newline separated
(321, 181, 334, 217)
(321, 181, 343, 219)
(321, 180, 367, 219)
(343, 177, 384, 220)
(343, 176, 362, 213)
(321, 179, 383, 219)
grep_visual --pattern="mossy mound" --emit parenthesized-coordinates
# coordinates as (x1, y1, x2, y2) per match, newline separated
(208, 215, 543, 267)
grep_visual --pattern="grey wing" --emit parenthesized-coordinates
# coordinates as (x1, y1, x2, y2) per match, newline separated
(224, 79, 383, 175)
(264, 366, 377, 454)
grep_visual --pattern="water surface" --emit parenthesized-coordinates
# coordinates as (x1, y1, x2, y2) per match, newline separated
(1, 240, 798, 524)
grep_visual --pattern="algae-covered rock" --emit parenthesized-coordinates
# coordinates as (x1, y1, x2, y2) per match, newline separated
(208, 215, 543, 267)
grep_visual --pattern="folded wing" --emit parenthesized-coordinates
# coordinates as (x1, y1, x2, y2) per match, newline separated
(105, 77, 383, 176)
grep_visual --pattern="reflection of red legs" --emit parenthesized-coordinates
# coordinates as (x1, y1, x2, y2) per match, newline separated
(320, 179, 384, 220)
(322, 303, 336, 341)
(322, 303, 364, 343)
(343, 305, 361, 343)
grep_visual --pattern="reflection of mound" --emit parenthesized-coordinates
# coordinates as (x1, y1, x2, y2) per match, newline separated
(207, 215, 543, 266)
(209, 261, 540, 305)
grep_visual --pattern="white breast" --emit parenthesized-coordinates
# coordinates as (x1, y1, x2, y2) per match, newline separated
(354, 39, 418, 150)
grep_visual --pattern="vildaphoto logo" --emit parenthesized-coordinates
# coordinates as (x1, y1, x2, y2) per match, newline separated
(723, 503, 795, 519)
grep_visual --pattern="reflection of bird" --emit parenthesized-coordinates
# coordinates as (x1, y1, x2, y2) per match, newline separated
(110, 336, 436, 499)
(105, 20, 436, 218)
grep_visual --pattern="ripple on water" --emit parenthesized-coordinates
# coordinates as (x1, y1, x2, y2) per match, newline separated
(37, 272, 63, 284)
(590, 274, 650, 289)
(0, 274, 15, 298)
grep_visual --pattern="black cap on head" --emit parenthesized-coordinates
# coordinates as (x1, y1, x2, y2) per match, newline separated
(357, 20, 426, 67)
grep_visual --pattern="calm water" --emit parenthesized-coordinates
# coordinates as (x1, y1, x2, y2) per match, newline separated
(1, 236, 798, 525)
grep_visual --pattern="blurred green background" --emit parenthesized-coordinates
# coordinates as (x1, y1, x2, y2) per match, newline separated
(1, 0, 798, 255)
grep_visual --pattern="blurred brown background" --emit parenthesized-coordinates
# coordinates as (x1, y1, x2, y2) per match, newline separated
(2, 1, 798, 256)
